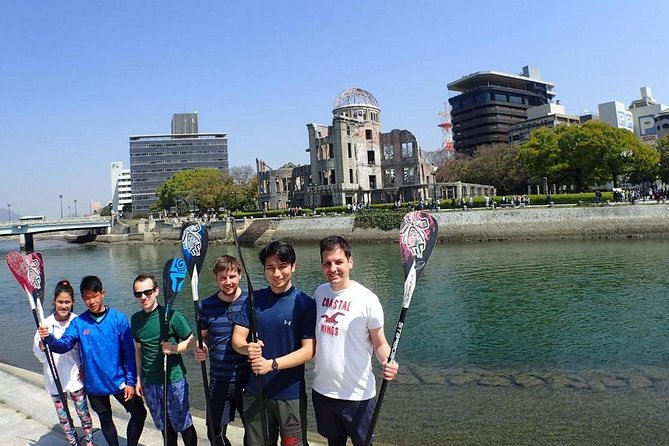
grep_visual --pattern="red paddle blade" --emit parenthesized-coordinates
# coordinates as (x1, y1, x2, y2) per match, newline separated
(399, 211, 438, 280)
(6, 251, 31, 293)
(23, 252, 46, 301)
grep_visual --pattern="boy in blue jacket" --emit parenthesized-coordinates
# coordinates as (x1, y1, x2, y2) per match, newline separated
(39, 275, 147, 446)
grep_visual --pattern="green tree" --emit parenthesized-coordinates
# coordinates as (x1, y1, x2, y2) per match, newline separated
(654, 135, 669, 185)
(466, 143, 526, 194)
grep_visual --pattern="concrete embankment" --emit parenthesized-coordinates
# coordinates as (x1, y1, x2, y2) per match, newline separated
(95, 203, 669, 245)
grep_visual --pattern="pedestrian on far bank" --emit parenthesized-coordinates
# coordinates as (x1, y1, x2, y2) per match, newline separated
(312, 236, 399, 446)
(33, 279, 95, 446)
(232, 240, 317, 446)
(131, 274, 198, 446)
(195, 255, 251, 446)
(39, 275, 147, 446)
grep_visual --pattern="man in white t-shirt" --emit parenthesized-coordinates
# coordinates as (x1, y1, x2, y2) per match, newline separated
(311, 235, 399, 446)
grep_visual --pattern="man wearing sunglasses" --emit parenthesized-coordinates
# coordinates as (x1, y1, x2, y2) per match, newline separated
(39, 275, 147, 446)
(130, 274, 197, 446)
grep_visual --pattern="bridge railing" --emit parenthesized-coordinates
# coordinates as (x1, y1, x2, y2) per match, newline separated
(0, 216, 112, 228)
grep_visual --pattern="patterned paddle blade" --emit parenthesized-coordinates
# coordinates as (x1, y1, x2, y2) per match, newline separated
(162, 256, 188, 313)
(6, 251, 31, 293)
(399, 211, 439, 281)
(24, 252, 46, 302)
(181, 224, 209, 278)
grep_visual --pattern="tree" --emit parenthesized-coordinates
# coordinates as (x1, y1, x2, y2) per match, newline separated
(519, 121, 659, 191)
(656, 135, 669, 185)
(99, 204, 112, 216)
(436, 152, 470, 182)
(466, 143, 526, 194)
(229, 165, 255, 184)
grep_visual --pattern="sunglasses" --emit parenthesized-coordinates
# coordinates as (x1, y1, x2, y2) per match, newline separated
(133, 287, 156, 298)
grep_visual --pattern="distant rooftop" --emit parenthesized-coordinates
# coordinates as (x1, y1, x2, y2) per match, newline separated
(448, 65, 555, 96)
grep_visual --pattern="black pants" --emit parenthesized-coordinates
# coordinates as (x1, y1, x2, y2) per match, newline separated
(88, 392, 147, 446)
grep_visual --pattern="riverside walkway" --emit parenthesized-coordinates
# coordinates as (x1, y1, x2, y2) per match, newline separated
(0, 362, 327, 446)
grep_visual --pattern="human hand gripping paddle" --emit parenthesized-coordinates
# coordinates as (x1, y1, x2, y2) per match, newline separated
(229, 217, 270, 446)
(160, 257, 187, 446)
(364, 211, 439, 446)
(181, 224, 223, 444)
(6, 251, 81, 446)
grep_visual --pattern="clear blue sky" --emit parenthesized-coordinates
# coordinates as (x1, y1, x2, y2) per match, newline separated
(1, 1, 667, 217)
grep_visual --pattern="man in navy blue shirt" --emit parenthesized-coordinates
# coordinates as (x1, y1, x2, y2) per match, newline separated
(232, 241, 316, 446)
(196, 255, 251, 446)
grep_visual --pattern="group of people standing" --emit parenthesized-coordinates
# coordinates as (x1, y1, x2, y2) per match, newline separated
(34, 235, 398, 446)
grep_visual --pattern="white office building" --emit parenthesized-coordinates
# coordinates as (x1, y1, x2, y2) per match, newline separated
(111, 161, 132, 214)
(629, 86, 668, 146)
(598, 101, 634, 132)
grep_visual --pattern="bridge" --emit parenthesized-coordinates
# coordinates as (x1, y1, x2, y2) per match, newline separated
(0, 217, 112, 251)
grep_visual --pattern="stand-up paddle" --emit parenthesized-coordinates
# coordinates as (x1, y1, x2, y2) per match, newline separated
(181, 224, 222, 444)
(6, 251, 81, 446)
(161, 257, 187, 446)
(229, 217, 270, 446)
(364, 211, 438, 446)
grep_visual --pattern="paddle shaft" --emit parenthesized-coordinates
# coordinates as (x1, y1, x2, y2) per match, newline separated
(364, 304, 408, 446)
(230, 218, 270, 446)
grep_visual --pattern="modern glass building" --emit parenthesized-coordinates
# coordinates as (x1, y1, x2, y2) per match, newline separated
(129, 127, 228, 213)
(448, 66, 556, 154)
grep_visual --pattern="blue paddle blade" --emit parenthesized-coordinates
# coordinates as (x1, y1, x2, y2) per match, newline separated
(162, 256, 187, 311)
(181, 224, 209, 277)
(399, 211, 438, 280)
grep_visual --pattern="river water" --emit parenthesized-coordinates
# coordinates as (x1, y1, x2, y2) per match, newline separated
(1, 237, 669, 445)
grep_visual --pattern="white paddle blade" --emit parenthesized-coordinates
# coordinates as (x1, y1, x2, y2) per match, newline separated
(191, 266, 200, 302)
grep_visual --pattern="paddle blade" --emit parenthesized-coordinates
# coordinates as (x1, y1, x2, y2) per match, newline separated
(6, 251, 30, 292)
(162, 257, 188, 311)
(399, 211, 438, 280)
(24, 252, 47, 302)
(181, 224, 209, 278)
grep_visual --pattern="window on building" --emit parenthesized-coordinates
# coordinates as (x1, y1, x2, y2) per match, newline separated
(365, 129, 373, 140)
(330, 169, 336, 184)
(328, 143, 334, 158)
(383, 144, 394, 159)
(401, 142, 413, 158)
(369, 175, 377, 189)
(494, 93, 507, 102)
(403, 167, 415, 184)
(367, 150, 375, 165)
(348, 143, 352, 158)
(384, 168, 395, 185)
(509, 95, 523, 104)
(349, 169, 354, 183)
(346, 126, 350, 136)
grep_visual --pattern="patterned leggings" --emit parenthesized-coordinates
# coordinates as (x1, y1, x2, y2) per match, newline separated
(51, 388, 94, 445)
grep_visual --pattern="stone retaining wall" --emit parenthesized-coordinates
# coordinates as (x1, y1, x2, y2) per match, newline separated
(271, 204, 669, 243)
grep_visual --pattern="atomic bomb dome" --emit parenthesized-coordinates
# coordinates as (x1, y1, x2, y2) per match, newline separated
(333, 87, 380, 111)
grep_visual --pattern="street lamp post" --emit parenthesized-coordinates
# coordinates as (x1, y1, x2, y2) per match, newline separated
(59, 194, 63, 219)
(68, 205, 71, 217)
(74, 199, 78, 218)
(7, 203, 10, 221)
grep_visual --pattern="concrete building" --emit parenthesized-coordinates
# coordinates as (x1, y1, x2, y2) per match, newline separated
(447, 65, 556, 154)
(129, 113, 228, 213)
(110, 161, 132, 214)
(656, 110, 669, 139)
(306, 88, 383, 207)
(628, 87, 668, 146)
(597, 101, 634, 132)
(509, 102, 580, 144)
(379, 129, 434, 202)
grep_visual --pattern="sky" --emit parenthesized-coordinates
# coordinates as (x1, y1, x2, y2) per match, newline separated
(1, 1, 668, 218)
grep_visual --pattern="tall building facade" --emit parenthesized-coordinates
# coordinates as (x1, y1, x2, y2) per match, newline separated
(598, 101, 634, 132)
(448, 66, 556, 154)
(129, 113, 228, 213)
(509, 102, 580, 144)
(110, 161, 132, 214)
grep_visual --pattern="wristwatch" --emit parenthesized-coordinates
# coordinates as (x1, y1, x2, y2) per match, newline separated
(271, 358, 279, 371)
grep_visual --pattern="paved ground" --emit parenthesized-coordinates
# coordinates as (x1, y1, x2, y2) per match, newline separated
(0, 362, 327, 446)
